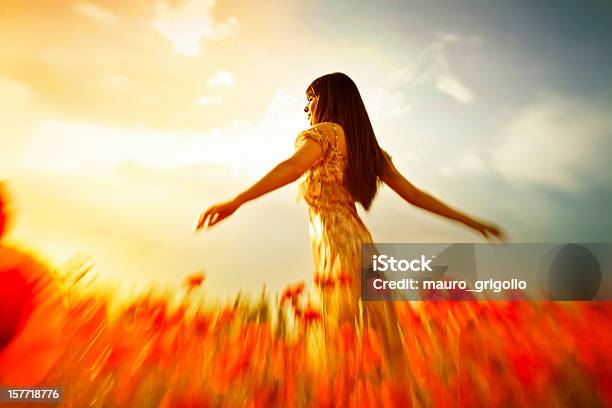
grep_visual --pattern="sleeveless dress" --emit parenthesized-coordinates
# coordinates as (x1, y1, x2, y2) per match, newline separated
(294, 122, 402, 356)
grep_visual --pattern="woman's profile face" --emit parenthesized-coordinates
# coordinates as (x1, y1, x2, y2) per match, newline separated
(304, 94, 319, 125)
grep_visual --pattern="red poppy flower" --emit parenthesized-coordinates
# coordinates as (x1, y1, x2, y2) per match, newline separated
(301, 306, 322, 323)
(184, 271, 206, 293)
(280, 280, 305, 306)
(0, 246, 67, 386)
(294, 303, 322, 325)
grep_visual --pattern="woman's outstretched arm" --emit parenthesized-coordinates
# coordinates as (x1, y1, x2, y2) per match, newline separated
(196, 138, 323, 231)
(381, 151, 507, 241)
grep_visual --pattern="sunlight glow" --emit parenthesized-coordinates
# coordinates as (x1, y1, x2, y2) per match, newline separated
(20, 93, 307, 178)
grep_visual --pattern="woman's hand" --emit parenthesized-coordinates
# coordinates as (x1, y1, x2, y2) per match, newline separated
(470, 219, 508, 242)
(195, 198, 242, 231)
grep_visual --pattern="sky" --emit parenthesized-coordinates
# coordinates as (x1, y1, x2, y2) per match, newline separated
(1, 0, 611, 299)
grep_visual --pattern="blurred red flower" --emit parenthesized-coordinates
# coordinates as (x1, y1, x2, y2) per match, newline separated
(293, 303, 322, 325)
(184, 272, 206, 293)
(0, 246, 67, 386)
(280, 280, 305, 306)
(314, 271, 353, 289)
(0, 182, 6, 239)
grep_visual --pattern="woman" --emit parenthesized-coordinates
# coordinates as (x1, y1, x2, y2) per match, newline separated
(196, 72, 505, 353)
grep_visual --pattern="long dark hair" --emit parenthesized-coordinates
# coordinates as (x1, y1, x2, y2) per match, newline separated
(307, 72, 387, 210)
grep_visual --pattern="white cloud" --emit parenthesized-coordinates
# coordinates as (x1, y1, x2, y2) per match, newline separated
(438, 33, 461, 44)
(152, 0, 239, 57)
(357, 68, 413, 122)
(437, 32, 483, 47)
(363, 87, 410, 121)
(491, 95, 611, 191)
(22, 121, 218, 174)
(411, 32, 479, 104)
(214, 16, 239, 38)
(436, 75, 474, 104)
(439, 150, 487, 180)
(21, 90, 306, 178)
(436, 95, 611, 190)
(208, 70, 235, 88)
(196, 95, 223, 105)
(72, 2, 118, 24)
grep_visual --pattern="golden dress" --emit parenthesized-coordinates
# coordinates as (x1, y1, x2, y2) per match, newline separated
(295, 122, 402, 355)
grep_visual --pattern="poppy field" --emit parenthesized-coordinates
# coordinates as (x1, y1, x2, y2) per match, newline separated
(1, 188, 611, 407)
